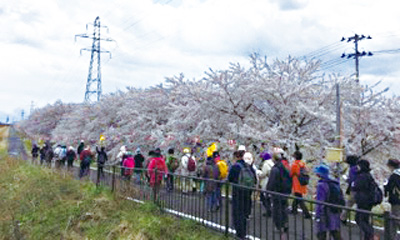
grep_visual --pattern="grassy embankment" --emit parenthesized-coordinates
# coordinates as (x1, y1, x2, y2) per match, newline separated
(0, 154, 231, 240)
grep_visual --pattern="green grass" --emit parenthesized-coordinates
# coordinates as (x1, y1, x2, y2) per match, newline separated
(0, 157, 232, 240)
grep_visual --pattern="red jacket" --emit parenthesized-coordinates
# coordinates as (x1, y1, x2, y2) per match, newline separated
(147, 157, 168, 186)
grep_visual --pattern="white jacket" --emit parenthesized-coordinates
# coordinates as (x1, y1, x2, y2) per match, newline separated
(180, 154, 196, 176)
(257, 159, 275, 190)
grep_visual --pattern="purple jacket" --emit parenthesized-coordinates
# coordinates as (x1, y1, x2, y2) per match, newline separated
(348, 165, 358, 186)
(315, 178, 341, 232)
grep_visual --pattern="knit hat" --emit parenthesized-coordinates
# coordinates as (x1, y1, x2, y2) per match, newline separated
(357, 159, 371, 172)
(260, 151, 272, 160)
(314, 164, 329, 178)
(387, 159, 400, 169)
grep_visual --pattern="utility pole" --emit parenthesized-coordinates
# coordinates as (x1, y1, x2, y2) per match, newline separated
(341, 34, 372, 156)
(341, 34, 373, 83)
(76, 16, 113, 103)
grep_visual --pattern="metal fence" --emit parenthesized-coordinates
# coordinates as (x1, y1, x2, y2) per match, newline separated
(29, 158, 400, 240)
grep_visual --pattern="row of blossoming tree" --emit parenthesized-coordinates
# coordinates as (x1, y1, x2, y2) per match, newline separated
(18, 54, 400, 178)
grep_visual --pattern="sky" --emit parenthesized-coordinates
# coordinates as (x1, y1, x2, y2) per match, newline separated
(1, 0, 400, 122)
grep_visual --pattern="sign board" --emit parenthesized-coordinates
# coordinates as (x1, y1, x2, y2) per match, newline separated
(325, 147, 344, 163)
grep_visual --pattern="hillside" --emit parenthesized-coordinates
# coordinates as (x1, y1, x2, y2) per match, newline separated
(0, 156, 231, 240)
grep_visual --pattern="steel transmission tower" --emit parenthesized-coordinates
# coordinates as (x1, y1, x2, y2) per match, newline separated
(75, 16, 112, 102)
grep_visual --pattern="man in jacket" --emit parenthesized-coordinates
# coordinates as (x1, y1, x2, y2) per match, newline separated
(267, 152, 292, 238)
(228, 150, 256, 240)
(96, 146, 108, 179)
(384, 159, 400, 239)
(352, 159, 375, 240)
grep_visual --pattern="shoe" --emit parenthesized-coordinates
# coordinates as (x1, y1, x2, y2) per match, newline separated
(341, 219, 348, 225)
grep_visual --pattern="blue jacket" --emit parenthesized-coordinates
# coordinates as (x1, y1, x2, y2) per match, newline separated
(315, 178, 341, 232)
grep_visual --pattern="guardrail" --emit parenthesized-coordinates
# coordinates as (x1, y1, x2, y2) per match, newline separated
(28, 158, 400, 240)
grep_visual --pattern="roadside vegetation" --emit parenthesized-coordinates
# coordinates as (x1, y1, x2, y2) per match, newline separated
(0, 155, 231, 240)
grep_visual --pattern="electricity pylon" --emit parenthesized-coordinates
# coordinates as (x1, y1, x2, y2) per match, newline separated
(75, 16, 113, 103)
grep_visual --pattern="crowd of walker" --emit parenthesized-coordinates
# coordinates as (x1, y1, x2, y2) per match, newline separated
(30, 140, 400, 240)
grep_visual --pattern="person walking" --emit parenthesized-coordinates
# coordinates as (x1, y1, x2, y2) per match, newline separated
(180, 148, 197, 193)
(66, 146, 76, 170)
(147, 149, 168, 201)
(257, 150, 274, 217)
(228, 150, 257, 240)
(79, 146, 93, 179)
(214, 151, 228, 210)
(39, 144, 46, 165)
(44, 142, 54, 168)
(384, 159, 400, 240)
(134, 148, 145, 184)
(31, 143, 39, 164)
(122, 151, 135, 181)
(352, 159, 375, 240)
(77, 140, 85, 155)
(341, 155, 360, 224)
(267, 152, 292, 239)
(314, 164, 343, 240)
(290, 147, 312, 219)
(96, 146, 108, 179)
(203, 156, 220, 212)
(59, 145, 67, 168)
(53, 144, 62, 168)
(166, 148, 179, 191)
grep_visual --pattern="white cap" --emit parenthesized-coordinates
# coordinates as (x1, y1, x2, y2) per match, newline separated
(238, 145, 246, 151)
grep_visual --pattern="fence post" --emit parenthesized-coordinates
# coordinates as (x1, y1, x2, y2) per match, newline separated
(383, 211, 391, 240)
(225, 182, 230, 237)
(111, 165, 116, 193)
(153, 169, 158, 204)
(96, 165, 100, 187)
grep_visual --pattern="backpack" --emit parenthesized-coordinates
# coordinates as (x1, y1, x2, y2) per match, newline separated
(167, 155, 179, 172)
(327, 180, 345, 213)
(154, 158, 166, 183)
(278, 164, 293, 194)
(187, 155, 196, 172)
(98, 152, 107, 164)
(59, 148, 67, 159)
(371, 177, 383, 206)
(123, 156, 135, 176)
(238, 162, 256, 188)
(298, 164, 310, 186)
(217, 160, 228, 180)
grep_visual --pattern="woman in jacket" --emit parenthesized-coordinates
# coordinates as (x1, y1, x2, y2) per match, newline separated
(257, 151, 274, 217)
(314, 164, 342, 240)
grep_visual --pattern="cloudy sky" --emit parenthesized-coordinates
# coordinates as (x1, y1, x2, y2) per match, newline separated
(1, 0, 399, 122)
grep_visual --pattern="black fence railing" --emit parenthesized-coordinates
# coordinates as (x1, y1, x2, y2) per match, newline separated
(28, 157, 400, 240)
